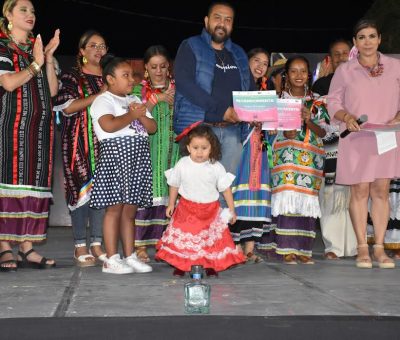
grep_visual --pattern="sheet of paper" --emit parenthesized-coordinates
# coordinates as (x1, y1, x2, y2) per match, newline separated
(375, 131, 397, 155)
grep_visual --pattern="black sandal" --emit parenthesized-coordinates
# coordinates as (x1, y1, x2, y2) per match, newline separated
(17, 249, 56, 269)
(0, 250, 17, 272)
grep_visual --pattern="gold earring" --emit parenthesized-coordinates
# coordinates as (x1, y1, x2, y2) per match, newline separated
(82, 56, 88, 64)
(144, 69, 149, 80)
(7, 21, 12, 31)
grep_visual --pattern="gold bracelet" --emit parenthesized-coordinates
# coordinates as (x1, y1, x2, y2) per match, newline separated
(30, 61, 41, 73)
(28, 64, 38, 77)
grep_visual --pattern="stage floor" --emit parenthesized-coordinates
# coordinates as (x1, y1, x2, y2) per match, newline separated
(2, 227, 400, 318)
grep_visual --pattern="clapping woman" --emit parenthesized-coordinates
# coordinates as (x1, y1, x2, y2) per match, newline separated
(133, 45, 180, 262)
(0, 0, 59, 270)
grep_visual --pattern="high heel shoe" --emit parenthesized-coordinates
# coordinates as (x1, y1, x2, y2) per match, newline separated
(373, 244, 395, 269)
(355, 244, 372, 269)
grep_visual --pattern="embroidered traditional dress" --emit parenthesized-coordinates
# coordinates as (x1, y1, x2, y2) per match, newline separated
(132, 79, 180, 247)
(269, 93, 327, 257)
(230, 127, 272, 247)
(54, 69, 103, 210)
(0, 33, 54, 242)
(156, 156, 245, 271)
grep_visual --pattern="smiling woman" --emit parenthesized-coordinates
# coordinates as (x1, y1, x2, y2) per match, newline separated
(53, 30, 109, 268)
(132, 45, 180, 262)
(0, 0, 59, 271)
(328, 19, 400, 270)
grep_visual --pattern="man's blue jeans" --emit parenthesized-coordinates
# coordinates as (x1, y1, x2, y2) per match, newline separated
(210, 124, 242, 207)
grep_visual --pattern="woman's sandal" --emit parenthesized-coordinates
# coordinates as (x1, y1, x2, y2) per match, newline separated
(356, 244, 372, 269)
(0, 250, 17, 272)
(74, 247, 96, 268)
(17, 249, 56, 269)
(246, 252, 264, 264)
(373, 244, 395, 269)
(135, 246, 150, 263)
(283, 254, 297, 265)
(298, 255, 315, 265)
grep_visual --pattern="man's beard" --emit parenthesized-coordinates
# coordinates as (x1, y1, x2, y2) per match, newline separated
(208, 25, 230, 44)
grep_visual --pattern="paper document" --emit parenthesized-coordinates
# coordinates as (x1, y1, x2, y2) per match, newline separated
(375, 131, 397, 155)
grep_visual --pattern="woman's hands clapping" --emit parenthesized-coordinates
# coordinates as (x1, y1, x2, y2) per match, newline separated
(33, 29, 60, 67)
(44, 29, 60, 62)
(158, 87, 175, 105)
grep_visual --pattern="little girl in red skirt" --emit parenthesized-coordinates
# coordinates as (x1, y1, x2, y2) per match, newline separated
(156, 124, 245, 277)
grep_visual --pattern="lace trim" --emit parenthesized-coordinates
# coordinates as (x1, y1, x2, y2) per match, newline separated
(160, 210, 228, 252)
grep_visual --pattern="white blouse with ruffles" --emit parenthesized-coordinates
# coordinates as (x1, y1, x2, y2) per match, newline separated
(165, 156, 235, 203)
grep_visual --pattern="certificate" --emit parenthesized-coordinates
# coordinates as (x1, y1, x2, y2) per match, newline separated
(232, 91, 278, 122)
(276, 98, 302, 130)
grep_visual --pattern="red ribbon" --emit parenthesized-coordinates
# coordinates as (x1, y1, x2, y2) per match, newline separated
(175, 121, 203, 142)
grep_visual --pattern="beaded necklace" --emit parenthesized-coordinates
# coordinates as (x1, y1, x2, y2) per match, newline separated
(358, 53, 384, 77)
(9, 33, 31, 52)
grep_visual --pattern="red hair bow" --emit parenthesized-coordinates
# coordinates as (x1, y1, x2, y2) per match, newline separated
(175, 121, 203, 142)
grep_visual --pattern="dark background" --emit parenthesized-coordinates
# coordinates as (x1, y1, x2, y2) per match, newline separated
(33, 0, 376, 58)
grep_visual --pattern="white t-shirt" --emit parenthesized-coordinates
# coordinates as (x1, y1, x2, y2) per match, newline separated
(165, 156, 235, 203)
(91, 91, 153, 141)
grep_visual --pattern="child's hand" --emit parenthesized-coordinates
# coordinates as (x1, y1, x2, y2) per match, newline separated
(166, 204, 175, 218)
(301, 107, 311, 124)
(283, 130, 297, 139)
(230, 211, 237, 224)
(128, 103, 147, 120)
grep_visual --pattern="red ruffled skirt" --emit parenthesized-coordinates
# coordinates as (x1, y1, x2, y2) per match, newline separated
(156, 197, 245, 272)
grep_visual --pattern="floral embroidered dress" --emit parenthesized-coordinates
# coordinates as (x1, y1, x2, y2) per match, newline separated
(0, 33, 54, 242)
(269, 92, 328, 257)
(133, 79, 180, 247)
(54, 69, 103, 210)
(156, 156, 245, 272)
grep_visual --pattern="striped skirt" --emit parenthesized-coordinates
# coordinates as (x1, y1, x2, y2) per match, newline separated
(268, 214, 317, 258)
(0, 183, 52, 243)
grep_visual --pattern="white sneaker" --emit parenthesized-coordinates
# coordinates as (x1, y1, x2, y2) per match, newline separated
(102, 254, 134, 274)
(125, 253, 153, 273)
